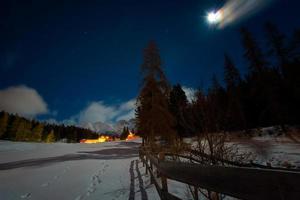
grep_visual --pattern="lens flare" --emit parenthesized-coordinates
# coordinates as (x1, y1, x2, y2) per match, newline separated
(207, 10, 223, 24)
(206, 0, 273, 29)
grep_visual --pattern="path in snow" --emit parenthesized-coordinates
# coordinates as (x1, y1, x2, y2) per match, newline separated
(128, 160, 135, 200)
(0, 147, 138, 170)
(135, 160, 148, 200)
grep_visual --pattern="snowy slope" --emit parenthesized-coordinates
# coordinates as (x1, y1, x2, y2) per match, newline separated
(80, 119, 136, 134)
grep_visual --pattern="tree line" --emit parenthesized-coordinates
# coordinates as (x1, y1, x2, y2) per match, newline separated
(136, 22, 300, 145)
(0, 111, 99, 142)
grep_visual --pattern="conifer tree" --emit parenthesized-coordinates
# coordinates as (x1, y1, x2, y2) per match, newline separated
(240, 27, 271, 127)
(190, 89, 206, 135)
(0, 111, 9, 138)
(289, 29, 300, 124)
(32, 123, 43, 142)
(7, 116, 19, 139)
(136, 41, 176, 146)
(46, 130, 55, 143)
(241, 26, 288, 127)
(15, 119, 27, 141)
(240, 27, 268, 74)
(120, 126, 129, 140)
(223, 54, 245, 131)
(264, 22, 289, 73)
(224, 54, 241, 89)
(206, 76, 227, 132)
(169, 84, 190, 138)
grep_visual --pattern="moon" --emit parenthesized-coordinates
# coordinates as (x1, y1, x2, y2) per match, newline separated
(207, 10, 223, 24)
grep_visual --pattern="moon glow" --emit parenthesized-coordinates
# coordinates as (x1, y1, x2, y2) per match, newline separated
(207, 10, 223, 24)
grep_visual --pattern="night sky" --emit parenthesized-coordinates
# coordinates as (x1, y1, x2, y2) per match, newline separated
(1, 0, 300, 125)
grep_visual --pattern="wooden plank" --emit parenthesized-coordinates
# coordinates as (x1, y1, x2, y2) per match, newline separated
(141, 156, 181, 200)
(157, 160, 300, 200)
(159, 152, 168, 193)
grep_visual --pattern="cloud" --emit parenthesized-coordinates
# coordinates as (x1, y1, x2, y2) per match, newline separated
(77, 99, 136, 124)
(78, 101, 118, 124)
(182, 86, 196, 102)
(43, 118, 59, 125)
(70, 86, 196, 126)
(116, 109, 135, 121)
(0, 85, 48, 117)
(218, 0, 273, 29)
(61, 118, 77, 126)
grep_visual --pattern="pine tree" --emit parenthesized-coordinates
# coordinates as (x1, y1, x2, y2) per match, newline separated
(31, 123, 43, 142)
(240, 27, 268, 74)
(264, 22, 289, 73)
(15, 119, 27, 141)
(240, 27, 272, 127)
(206, 76, 227, 132)
(190, 89, 206, 135)
(0, 111, 9, 138)
(224, 54, 241, 89)
(46, 130, 55, 143)
(169, 84, 190, 138)
(120, 126, 129, 140)
(241, 26, 288, 128)
(290, 28, 300, 61)
(223, 54, 245, 131)
(7, 116, 19, 139)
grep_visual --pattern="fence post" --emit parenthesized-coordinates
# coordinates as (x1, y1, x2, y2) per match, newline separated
(145, 156, 148, 175)
(194, 187, 199, 200)
(141, 150, 145, 167)
(143, 157, 145, 167)
(150, 160, 154, 184)
(159, 152, 168, 193)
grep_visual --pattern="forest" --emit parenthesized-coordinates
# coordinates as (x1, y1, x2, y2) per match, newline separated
(136, 22, 300, 144)
(0, 111, 98, 142)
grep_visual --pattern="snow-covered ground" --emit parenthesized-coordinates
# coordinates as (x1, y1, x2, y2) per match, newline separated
(1, 135, 299, 200)
(229, 134, 300, 169)
(184, 133, 300, 169)
(0, 139, 160, 200)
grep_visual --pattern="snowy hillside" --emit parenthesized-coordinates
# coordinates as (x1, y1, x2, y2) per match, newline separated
(80, 119, 136, 134)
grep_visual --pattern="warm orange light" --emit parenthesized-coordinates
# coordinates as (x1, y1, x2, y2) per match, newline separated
(125, 131, 138, 141)
(80, 135, 110, 143)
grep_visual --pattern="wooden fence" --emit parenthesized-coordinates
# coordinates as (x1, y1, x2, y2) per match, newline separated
(139, 148, 300, 200)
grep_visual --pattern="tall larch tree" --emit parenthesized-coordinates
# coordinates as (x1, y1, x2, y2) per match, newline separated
(136, 41, 176, 146)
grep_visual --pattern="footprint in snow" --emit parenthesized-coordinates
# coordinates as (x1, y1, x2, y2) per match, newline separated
(41, 182, 50, 187)
(90, 182, 96, 187)
(53, 175, 59, 180)
(20, 193, 31, 199)
(74, 195, 82, 200)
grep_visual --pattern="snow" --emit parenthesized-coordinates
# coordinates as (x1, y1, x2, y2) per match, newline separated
(1, 133, 299, 200)
(232, 137, 300, 168)
(0, 139, 159, 200)
(183, 133, 300, 169)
